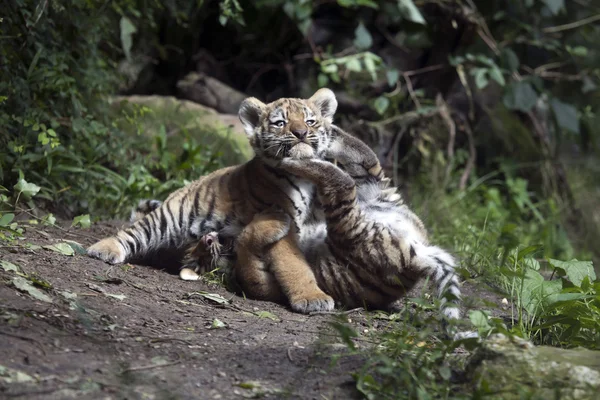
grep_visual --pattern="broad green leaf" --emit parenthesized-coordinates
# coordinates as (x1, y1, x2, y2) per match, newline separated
(550, 98, 579, 134)
(542, 0, 565, 15)
(12, 276, 53, 303)
(317, 73, 329, 88)
(473, 68, 488, 89)
(120, 16, 137, 61)
(386, 69, 400, 87)
(321, 63, 338, 74)
(581, 76, 597, 93)
(488, 67, 505, 86)
(0, 213, 15, 227)
(346, 58, 362, 72)
(14, 179, 40, 200)
(43, 243, 75, 256)
(469, 310, 491, 331)
(353, 22, 373, 50)
(64, 240, 87, 255)
(397, 0, 426, 25)
(501, 48, 519, 72)
(374, 96, 390, 115)
(523, 257, 541, 271)
(503, 81, 538, 112)
(72, 214, 91, 228)
(549, 259, 595, 287)
(211, 318, 226, 328)
(0, 365, 34, 383)
(0, 260, 20, 272)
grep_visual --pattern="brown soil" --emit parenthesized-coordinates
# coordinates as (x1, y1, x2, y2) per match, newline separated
(0, 221, 506, 399)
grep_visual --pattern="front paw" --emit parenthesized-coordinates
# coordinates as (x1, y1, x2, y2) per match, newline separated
(87, 238, 126, 264)
(289, 291, 335, 314)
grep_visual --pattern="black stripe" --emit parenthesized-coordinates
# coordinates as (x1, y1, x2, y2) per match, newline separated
(409, 245, 416, 259)
(120, 236, 135, 255)
(165, 202, 177, 245)
(159, 208, 168, 241)
(140, 217, 152, 243)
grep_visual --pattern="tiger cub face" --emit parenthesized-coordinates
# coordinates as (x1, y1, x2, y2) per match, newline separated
(238, 88, 338, 161)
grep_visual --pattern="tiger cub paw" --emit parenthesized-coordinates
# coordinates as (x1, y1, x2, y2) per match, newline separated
(290, 291, 335, 314)
(87, 238, 126, 264)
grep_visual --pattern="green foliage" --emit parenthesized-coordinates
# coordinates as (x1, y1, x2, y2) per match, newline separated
(0, 0, 226, 219)
(330, 305, 466, 400)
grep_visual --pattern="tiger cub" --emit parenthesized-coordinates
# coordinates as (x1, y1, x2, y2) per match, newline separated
(188, 127, 462, 320)
(88, 89, 347, 313)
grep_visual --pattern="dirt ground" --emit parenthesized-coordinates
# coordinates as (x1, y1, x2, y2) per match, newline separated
(0, 220, 506, 399)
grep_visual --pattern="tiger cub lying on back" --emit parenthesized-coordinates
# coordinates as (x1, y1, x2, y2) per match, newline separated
(89, 88, 368, 314)
(180, 131, 462, 319)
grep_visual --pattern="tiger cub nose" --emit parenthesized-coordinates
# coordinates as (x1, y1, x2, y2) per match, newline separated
(292, 129, 308, 140)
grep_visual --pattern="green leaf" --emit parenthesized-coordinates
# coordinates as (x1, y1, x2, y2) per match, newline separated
(542, 0, 565, 15)
(1, 260, 20, 273)
(211, 318, 226, 329)
(581, 76, 597, 94)
(374, 96, 390, 115)
(72, 214, 91, 229)
(549, 259, 595, 287)
(27, 48, 42, 80)
(14, 179, 40, 200)
(473, 68, 489, 89)
(64, 240, 87, 255)
(321, 63, 338, 74)
(43, 243, 75, 256)
(503, 81, 538, 112)
(317, 73, 329, 88)
(550, 98, 579, 134)
(346, 58, 362, 72)
(119, 16, 137, 61)
(397, 0, 426, 25)
(12, 276, 53, 303)
(386, 69, 400, 87)
(501, 48, 519, 72)
(353, 22, 373, 50)
(0, 213, 15, 227)
(469, 310, 491, 331)
(488, 67, 505, 86)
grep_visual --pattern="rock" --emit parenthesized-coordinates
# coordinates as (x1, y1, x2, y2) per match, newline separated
(176, 72, 247, 115)
(466, 333, 600, 399)
(109, 95, 253, 165)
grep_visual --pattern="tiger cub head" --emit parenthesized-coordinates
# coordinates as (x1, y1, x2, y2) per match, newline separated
(238, 88, 338, 162)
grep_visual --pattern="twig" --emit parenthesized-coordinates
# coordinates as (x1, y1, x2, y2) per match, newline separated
(543, 14, 600, 33)
(0, 330, 47, 356)
(18, 209, 100, 241)
(403, 64, 446, 77)
(403, 73, 421, 109)
(436, 94, 456, 187)
(309, 307, 363, 316)
(458, 121, 476, 190)
(287, 347, 294, 362)
(122, 360, 181, 373)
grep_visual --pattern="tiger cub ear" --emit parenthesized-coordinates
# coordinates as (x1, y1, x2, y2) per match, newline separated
(308, 88, 338, 124)
(239, 97, 266, 137)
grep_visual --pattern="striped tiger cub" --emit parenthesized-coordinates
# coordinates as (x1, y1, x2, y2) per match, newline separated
(188, 127, 462, 320)
(88, 89, 350, 313)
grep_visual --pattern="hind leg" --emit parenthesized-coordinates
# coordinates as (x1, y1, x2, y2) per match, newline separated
(235, 209, 334, 313)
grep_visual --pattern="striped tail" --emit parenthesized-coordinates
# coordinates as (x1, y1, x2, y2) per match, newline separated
(410, 242, 462, 320)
